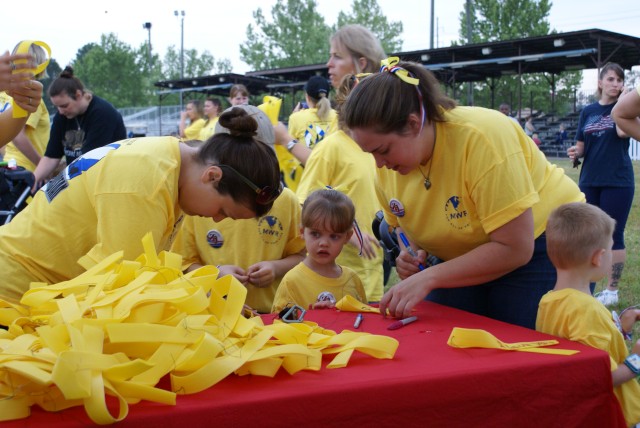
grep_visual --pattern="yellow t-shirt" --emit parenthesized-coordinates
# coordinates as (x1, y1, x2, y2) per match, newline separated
(171, 188, 305, 313)
(296, 130, 384, 302)
(0, 92, 50, 172)
(199, 117, 219, 142)
(377, 107, 584, 261)
(271, 262, 366, 314)
(0, 137, 184, 304)
(537, 288, 640, 427)
(279, 108, 337, 192)
(185, 118, 206, 141)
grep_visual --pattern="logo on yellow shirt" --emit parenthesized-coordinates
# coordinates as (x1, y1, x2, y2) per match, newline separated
(445, 196, 469, 230)
(258, 215, 284, 244)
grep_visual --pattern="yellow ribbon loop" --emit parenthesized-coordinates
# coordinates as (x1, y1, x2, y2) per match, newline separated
(0, 232, 399, 424)
(11, 40, 51, 118)
(334, 295, 380, 313)
(257, 96, 282, 125)
(447, 327, 579, 355)
(380, 56, 420, 86)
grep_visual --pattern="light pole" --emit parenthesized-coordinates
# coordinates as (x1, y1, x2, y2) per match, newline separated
(142, 22, 152, 65)
(174, 10, 185, 109)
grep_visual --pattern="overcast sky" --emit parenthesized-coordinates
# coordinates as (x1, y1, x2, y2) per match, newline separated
(4, 0, 640, 91)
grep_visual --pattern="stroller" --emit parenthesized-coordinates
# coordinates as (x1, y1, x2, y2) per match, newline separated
(0, 165, 35, 224)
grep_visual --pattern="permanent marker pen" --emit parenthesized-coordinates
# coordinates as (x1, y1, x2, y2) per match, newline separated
(398, 232, 426, 271)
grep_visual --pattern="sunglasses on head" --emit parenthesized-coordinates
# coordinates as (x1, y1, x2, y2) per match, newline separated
(215, 164, 281, 205)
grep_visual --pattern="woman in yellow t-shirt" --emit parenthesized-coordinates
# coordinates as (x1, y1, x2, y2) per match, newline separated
(342, 59, 584, 329)
(179, 99, 206, 140)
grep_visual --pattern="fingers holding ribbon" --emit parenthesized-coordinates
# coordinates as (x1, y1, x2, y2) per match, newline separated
(9, 80, 43, 113)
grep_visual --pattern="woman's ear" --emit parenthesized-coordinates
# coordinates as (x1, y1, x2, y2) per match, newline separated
(357, 56, 367, 73)
(407, 113, 423, 136)
(203, 165, 223, 184)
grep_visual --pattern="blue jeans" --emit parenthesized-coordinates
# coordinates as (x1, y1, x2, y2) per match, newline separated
(426, 233, 555, 330)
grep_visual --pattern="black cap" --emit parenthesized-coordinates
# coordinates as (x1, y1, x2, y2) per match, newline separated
(304, 76, 330, 99)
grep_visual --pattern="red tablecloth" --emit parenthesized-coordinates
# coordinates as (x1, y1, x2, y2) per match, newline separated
(5, 302, 626, 428)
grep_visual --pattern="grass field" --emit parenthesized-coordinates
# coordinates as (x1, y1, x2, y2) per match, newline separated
(385, 157, 640, 321)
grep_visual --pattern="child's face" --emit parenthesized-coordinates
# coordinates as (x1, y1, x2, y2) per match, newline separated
(303, 226, 351, 266)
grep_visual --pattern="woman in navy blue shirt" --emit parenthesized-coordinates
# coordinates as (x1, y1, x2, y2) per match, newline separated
(567, 62, 633, 307)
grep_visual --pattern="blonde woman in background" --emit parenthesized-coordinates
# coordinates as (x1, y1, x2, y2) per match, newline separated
(281, 76, 336, 191)
(0, 43, 50, 171)
(179, 99, 205, 140)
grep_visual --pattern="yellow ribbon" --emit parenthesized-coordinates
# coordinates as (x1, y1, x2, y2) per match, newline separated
(447, 327, 579, 355)
(379, 57, 419, 86)
(11, 40, 51, 118)
(257, 95, 282, 125)
(335, 295, 380, 313)
(0, 233, 398, 424)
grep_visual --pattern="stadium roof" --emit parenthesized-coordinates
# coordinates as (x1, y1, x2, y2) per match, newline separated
(154, 28, 640, 96)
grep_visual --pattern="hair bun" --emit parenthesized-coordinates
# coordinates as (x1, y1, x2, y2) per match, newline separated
(218, 107, 258, 139)
(60, 66, 75, 79)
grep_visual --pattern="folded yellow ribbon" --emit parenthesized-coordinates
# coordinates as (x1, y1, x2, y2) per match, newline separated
(447, 327, 579, 355)
(334, 295, 381, 313)
(11, 40, 51, 118)
(0, 232, 398, 424)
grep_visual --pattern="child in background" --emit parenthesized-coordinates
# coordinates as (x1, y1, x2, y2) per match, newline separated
(536, 202, 640, 427)
(271, 189, 366, 313)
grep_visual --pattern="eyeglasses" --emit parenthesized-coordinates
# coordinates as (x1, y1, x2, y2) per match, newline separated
(215, 164, 281, 205)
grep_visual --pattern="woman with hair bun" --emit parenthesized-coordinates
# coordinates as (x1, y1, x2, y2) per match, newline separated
(342, 59, 584, 329)
(0, 107, 282, 309)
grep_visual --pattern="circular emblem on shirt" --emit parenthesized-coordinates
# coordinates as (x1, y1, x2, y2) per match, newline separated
(389, 198, 405, 217)
(206, 229, 224, 248)
(316, 291, 336, 304)
(444, 196, 470, 230)
(257, 215, 284, 245)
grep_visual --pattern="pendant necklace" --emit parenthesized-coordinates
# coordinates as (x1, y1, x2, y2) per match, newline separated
(418, 126, 436, 191)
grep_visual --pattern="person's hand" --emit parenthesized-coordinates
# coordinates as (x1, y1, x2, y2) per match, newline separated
(180, 111, 188, 121)
(218, 265, 248, 285)
(310, 300, 336, 310)
(566, 145, 581, 161)
(246, 261, 276, 288)
(348, 232, 380, 259)
(273, 122, 292, 146)
(0, 51, 34, 92)
(395, 248, 427, 279)
(292, 102, 303, 113)
(378, 272, 430, 319)
(7, 79, 43, 114)
(621, 308, 640, 336)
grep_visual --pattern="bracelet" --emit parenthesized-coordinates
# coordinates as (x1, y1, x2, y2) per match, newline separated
(286, 139, 298, 151)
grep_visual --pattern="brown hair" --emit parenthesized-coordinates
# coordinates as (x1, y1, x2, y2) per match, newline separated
(196, 107, 280, 216)
(342, 60, 456, 134)
(301, 189, 355, 234)
(48, 66, 86, 98)
(229, 84, 249, 99)
(546, 202, 615, 270)
(187, 99, 204, 118)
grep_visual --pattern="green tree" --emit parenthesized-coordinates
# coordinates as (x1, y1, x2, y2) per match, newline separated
(161, 46, 220, 80)
(72, 34, 148, 108)
(240, 0, 332, 70)
(41, 58, 62, 113)
(455, 0, 581, 116)
(335, 0, 404, 54)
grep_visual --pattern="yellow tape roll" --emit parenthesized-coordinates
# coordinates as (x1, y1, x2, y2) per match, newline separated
(11, 40, 51, 118)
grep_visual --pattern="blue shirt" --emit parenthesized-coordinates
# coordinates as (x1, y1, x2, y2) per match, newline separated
(576, 101, 633, 187)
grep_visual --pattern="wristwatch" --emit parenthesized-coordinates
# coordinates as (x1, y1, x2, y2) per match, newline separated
(286, 139, 298, 152)
(624, 353, 640, 375)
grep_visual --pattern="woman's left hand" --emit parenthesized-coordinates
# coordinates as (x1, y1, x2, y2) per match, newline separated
(247, 261, 276, 288)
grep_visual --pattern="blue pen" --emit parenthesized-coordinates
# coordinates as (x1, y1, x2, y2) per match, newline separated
(398, 232, 426, 271)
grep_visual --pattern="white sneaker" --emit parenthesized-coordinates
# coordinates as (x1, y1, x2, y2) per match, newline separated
(595, 289, 619, 306)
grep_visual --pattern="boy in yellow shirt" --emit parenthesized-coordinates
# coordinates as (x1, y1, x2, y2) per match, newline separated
(537, 202, 640, 427)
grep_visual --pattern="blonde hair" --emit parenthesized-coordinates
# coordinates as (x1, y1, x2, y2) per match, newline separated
(302, 189, 355, 234)
(12, 43, 49, 80)
(546, 202, 615, 269)
(331, 25, 385, 74)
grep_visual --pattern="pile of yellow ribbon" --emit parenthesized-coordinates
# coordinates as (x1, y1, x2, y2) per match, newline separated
(0, 233, 398, 424)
